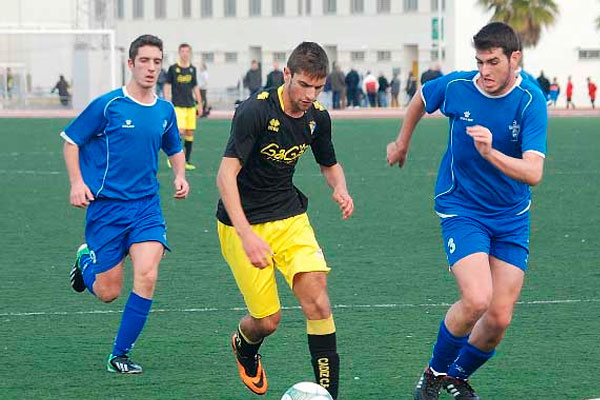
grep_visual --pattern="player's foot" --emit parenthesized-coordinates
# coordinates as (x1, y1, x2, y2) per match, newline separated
(69, 243, 89, 293)
(185, 163, 196, 170)
(414, 366, 445, 400)
(167, 159, 172, 168)
(231, 332, 268, 395)
(442, 376, 480, 399)
(107, 353, 143, 374)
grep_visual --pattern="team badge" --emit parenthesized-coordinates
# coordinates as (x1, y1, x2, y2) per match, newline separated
(268, 118, 280, 132)
(121, 119, 135, 129)
(509, 120, 520, 141)
(308, 120, 317, 135)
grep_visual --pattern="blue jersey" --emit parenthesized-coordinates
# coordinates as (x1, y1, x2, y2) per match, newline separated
(422, 71, 547, 217)
(61, 87, 182, 200)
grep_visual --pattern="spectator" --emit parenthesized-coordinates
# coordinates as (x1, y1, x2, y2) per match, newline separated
(536, 70, 550, 99)
(265, 61, 284, 89)
(566, 75, 575, 109)
(156, 68, 167, 98)
(390, 72, 401, 108)
(363, 71, 378, 108)
(420, 63, 443, 84)
(330, 63, 346, 109)
(377, 72, 389, 108)
(405, 71, 417, 106)
(548, 77, 560, 107)
(51, 74, 71, 106)
(198, 62, 210, 117)
(588, 77, 597, 109)
(345, 67, 360, 108)
(243, 60, 262, 96)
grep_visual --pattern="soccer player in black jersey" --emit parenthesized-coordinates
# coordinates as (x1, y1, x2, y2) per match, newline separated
(216, 42, 353, 399)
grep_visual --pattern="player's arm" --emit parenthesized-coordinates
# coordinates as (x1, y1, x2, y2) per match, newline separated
(320, 163, 354, 219)
(168, 151, 189, 198)
(466, 125, 545, 186)
(62, 141, 94, 208)
(387, 92, 426, 167)
(216, 157, 273, 268)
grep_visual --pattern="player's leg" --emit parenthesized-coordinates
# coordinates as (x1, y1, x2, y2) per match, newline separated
(218, 220, 280, 395)
(183, 107, 197, 169)
(293, 272, 339, 400)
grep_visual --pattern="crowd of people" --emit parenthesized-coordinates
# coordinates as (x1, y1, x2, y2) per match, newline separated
(537, 71, 597, 109)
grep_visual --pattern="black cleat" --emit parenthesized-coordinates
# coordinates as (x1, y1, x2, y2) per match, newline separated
(69, 244, 88, 292)
(443, 376, 480, 399)
(414, 366, 445, 400)
(107, 354, 143, 374)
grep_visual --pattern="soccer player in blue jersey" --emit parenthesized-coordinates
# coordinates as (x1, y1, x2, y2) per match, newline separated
(62, 34, 189, 374)
(387, 22, 547, 400)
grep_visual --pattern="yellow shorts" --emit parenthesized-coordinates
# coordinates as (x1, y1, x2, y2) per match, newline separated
(217, 213, 330, 319)
(174, 106, 197, 131)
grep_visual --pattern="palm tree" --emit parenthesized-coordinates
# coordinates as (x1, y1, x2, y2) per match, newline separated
(477, 0, 559, 48)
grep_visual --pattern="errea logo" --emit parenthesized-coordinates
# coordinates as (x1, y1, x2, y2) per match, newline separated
(122, 119, 135, 129)
(459, 111, 474, 122)
(268, 118, 280, 132)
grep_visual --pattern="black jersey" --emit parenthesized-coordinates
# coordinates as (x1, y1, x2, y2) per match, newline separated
(217, 86, 337, 226)
(166, 63, 198, 107)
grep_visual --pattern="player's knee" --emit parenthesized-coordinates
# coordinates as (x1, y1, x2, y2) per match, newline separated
(462, 293, 491, 320)
(257, 313, 281, 336)
(487, 307, 514, 331)
(96, 285, 121, 303)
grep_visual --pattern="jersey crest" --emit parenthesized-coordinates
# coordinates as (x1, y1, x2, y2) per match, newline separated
(268, 118, 280, 132)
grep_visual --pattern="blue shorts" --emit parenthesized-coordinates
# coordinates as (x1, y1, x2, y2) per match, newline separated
(440, 212, 530, 271)
(85, 194, 169, 274)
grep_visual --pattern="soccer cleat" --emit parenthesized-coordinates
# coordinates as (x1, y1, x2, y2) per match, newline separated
(231, 332, 268, 395)
(414, 366, 445, 400)
(69, 243, 89, 293)
(107, 354, 143, 374)
(185, 163, 196, 170)
(442, 376, 480, 399)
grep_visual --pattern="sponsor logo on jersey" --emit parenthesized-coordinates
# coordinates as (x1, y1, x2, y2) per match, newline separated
(313, 100, 326, 111)
(176, 74, 193, 84)
(268, 118, 280, 132)
(256, 91, 270, 100)
(260, 143, 309, 164)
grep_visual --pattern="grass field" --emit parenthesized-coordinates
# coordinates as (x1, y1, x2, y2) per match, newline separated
(1, 116, 599, 400)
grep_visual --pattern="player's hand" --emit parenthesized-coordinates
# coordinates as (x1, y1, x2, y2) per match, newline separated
(240, 229, 273, 269)
(386, 140, 409, 168)
(332, 189, 354, 219)
(466, 125, 493, 157)
(173, 176, 189, 199)
(70, 181, 94, 208)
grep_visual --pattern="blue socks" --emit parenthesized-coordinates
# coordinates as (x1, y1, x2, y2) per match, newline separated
(429, 320, 469, 374)
(112, 292, 153, 357)
(79, 253, 96, 295)
(448, 343, 495, 380)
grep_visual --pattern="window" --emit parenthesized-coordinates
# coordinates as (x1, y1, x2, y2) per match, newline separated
(430, 0, 445, 11)
(133, 0, 144, 19)
(377, 51, 391, 62)
(305, 0, 311, 14)
(224, 0, 236, 17)
(350, 51, 365, 62)
(403, 0, 418, 12)
(250, 0, 261, 16)
(323, 0, 336, 14)
(377, 0, 391, 13)
(201, 0, 213, 17)
(430, 48, 446, 61)
(579, 49, 600, 60)
(94, 0, 106, 20)
(350, 0, 364, 14)
(225, 52, 238, 63)
(155, 0, 166, 19)
(202, 52, 215, 63)
(115, 0, 124, 19)
(272, 0, 285, 15)
(273, 52, 286, 63)
(182, 0, 192, 18)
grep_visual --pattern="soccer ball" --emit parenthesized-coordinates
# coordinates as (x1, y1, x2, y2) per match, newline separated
(281, 382, 333, 400)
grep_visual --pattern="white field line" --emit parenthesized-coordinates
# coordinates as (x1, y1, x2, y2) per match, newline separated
(2, 298, 599, 318)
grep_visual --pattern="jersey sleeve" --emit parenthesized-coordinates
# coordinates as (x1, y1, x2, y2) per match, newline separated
(310, 109, 337, 167)
(61, 96, 108, 146)
(223, 101, 262, 164)
(192, 66, 198, 88)
(421, 72, 461, 114)
(521, 90, 548, 156)
(165, 66, 175, 85)
(161, 104, 182, 156)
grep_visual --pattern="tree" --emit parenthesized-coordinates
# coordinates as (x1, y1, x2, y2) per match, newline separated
(477, 0, 559, 48)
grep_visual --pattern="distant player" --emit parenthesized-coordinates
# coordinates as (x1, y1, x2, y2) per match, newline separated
(216, 42, 354, 399)
(62, 34, 189, 373)
(587, 77, 596, 109)
(164, 43, 203, 170)
(387, 22, 547, 399)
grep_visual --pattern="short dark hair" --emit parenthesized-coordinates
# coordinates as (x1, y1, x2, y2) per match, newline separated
(129, 34, 163, 60)
(473, 22, 520, 57)
(287, 42, 329, 79)
(178, 43, 191, 51)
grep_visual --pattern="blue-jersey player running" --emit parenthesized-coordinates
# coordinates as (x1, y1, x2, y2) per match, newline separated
(61, 34, 189, 374)
(387, 22, 547, 400)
